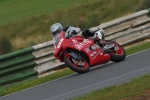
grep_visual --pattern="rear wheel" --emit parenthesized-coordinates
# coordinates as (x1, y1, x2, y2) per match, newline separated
(64, 54, 90, 73)
(107, 41, 126, 62)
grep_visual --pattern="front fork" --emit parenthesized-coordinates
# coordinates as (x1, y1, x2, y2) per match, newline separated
(68, 51, 85, 66)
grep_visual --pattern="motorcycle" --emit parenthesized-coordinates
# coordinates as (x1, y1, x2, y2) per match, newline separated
(53, 31, 126, 73)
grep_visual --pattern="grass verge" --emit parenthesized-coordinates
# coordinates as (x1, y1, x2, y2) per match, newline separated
(71, 75, 150, 100)
(0, 0, 92, 25)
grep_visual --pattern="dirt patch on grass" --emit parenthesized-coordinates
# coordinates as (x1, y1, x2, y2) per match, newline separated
(121, 89, 150, 100)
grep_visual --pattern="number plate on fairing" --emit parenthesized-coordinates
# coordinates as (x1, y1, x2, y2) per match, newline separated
(115, 45, 119, 50)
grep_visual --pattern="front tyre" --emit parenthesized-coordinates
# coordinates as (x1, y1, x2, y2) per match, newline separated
(64, 55, 90, 73)
(108, 41, 126, 62)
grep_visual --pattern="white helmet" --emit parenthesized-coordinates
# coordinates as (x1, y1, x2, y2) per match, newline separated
(50, 23, 63, 36)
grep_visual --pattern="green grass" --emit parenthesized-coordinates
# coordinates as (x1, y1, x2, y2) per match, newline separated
(0, 40, 150, 97)
(126, 41, 150, 55)
(0, 0, 95, 25)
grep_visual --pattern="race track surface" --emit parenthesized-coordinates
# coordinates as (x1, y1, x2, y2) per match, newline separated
(1, 49, 150, 100)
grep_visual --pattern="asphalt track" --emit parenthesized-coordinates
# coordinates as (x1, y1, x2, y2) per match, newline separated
(1, 49, 150, 100)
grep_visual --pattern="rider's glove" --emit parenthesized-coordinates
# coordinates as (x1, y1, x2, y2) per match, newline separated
(66, 30, 77, 38)
(65, 30, 73, 38)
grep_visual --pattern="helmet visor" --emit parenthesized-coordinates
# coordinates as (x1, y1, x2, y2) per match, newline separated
(53, 29, 61, 36)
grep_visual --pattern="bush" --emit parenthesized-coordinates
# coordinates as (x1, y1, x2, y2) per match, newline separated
(143, 0, 150, 8)
(0, 36, 12, 55)
(138, 0, 150, 10)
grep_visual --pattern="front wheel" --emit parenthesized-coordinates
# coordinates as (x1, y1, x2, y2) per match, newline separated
(64, 54, 90, 73)
(107, 41, 126, 62)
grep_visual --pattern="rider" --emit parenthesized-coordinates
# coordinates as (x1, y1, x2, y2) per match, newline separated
(50, 23, 107, 49)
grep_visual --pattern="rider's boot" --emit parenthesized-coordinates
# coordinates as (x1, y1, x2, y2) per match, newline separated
(99, 39, 106, 47)
(82, 29, 114, 52)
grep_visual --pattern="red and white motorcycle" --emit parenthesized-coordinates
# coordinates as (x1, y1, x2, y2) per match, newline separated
(53, 30, 126, 73)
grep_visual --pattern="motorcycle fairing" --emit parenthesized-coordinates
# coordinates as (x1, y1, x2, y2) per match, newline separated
(69, 37, 110, 66)
(54, 31, 110, 66)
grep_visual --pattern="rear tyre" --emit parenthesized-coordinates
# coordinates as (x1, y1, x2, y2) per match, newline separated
(107, 41, 126, 62)
(64, 55, 90, 73)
